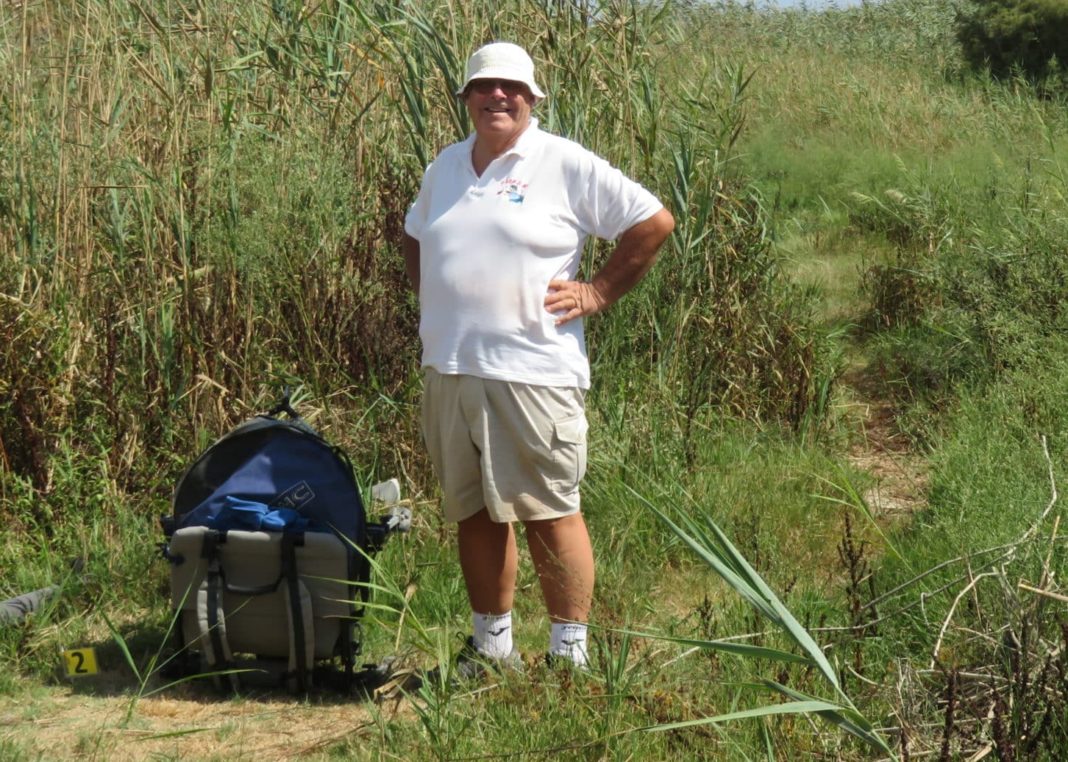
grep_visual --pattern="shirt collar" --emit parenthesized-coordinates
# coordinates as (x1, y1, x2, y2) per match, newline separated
(509, 117, 540, 158)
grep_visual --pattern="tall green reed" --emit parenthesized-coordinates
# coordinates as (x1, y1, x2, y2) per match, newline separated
(1, 0, 835, 529)
(634, 487, 894, 755)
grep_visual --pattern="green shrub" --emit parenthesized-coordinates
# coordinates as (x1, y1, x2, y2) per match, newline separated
(956, 0, 1068, 85)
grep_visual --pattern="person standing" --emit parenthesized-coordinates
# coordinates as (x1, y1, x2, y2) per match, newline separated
(403, 41, 674, 673)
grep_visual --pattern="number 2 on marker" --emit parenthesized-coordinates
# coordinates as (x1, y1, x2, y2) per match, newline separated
(63, 648, 98, 676)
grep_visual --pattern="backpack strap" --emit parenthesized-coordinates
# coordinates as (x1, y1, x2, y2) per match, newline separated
(281, 533, 313, 692)
(267, 389, 300, 420)
(196, 530, 240, 691)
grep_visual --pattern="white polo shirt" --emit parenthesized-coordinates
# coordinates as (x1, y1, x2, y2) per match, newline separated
(404, 119, 663, 390)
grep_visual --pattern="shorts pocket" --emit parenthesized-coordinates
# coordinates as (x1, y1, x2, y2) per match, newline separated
(549, 413, 588, 493)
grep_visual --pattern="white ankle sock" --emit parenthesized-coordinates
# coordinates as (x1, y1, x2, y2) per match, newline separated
(473, 611, 513, 658)
(549, 622, 589, 667)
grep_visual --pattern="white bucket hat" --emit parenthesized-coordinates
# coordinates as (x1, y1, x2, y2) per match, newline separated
(456, 42, 546, 100)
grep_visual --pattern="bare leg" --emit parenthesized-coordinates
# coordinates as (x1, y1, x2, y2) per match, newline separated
(523, 512, 594, 623)
(457, 508, 517, 615)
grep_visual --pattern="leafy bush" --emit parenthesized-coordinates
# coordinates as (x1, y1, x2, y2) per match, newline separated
(956, 0, 1068, 85)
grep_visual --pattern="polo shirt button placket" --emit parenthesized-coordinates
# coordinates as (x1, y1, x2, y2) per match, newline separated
(470, 171, 490, 198)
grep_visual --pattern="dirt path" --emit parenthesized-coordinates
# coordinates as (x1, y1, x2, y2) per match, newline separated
(5, 690, 378, 761)
(1, 664, 418, 760)
(783, 229, 929, 522)
(840, 361, 928, 523)
(0, 649, 420, 756)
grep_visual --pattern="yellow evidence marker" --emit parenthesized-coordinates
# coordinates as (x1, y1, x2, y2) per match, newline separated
(62, 648, 98, 677)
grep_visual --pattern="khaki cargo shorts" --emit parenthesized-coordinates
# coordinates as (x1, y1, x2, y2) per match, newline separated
(421, 369, 588, 523)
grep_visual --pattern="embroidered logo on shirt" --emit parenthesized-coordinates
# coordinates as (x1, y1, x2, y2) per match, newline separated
(496, 177, 529, 204)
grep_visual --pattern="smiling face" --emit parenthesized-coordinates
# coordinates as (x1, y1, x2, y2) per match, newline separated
(464, 78, 535, 152)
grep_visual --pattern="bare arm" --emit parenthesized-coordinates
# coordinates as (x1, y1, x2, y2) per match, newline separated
(544, 207, 675, 326)
(402, 232, 420, 293)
